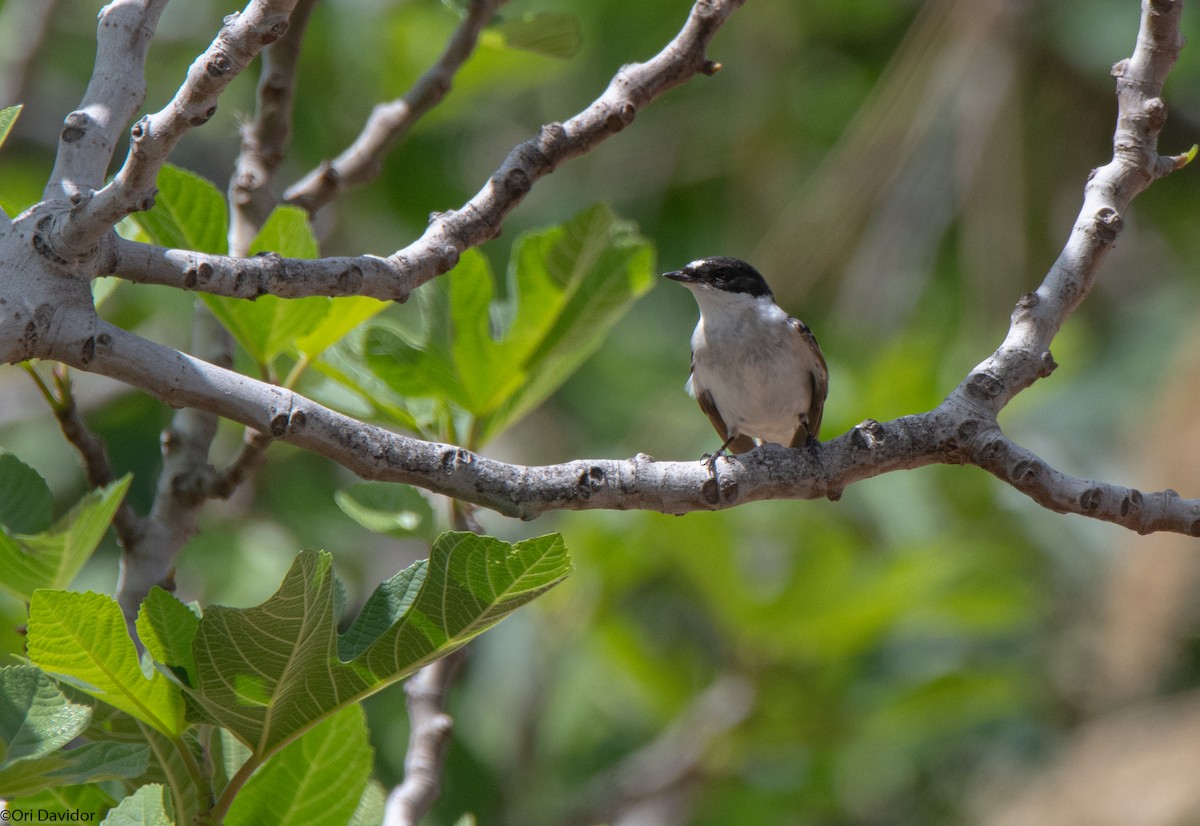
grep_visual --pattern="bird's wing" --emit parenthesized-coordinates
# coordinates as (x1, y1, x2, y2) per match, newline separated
(788, 317, 829, 445)
(695, 378, 756, 454)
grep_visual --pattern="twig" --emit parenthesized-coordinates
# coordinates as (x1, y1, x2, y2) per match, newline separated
(108, 0, 747, 301)
(228, 0, 319, 255)
(383, 648, 467, 826)
(285, 0, 509, 214)
(24, 363, 142, 546)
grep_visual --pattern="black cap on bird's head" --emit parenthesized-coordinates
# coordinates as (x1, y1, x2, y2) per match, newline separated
(663, 256, 773, 299)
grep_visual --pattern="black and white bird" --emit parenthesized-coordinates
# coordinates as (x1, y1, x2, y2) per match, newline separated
(664, 256, 828, 455)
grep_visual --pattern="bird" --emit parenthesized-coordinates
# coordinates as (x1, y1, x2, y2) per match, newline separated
(664, 256, 828, 457)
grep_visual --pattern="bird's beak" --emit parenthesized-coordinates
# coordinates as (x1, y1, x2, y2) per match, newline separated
(663, 269, 693, 283)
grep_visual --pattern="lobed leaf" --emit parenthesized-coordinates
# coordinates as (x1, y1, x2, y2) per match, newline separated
(27, 591, 185, 737)
(189, 533, 570, 754)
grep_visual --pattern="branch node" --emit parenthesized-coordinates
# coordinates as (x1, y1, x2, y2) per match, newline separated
(189, 105, 218, 127)
(1092, 206, 1123, 243)
(965, 371, 1003, 401)
(260, 19, 290, 45)
(437, 245, 460, 274)
(61, 111, 91, 144)
(1111, 58, 1129, 78)
(851, 418, 885, 449)
(440, 447, 474, 474)
(701, 59, 723, 76)
(1012, 458, 1041, 486)
(1119, 490, 1141, 518)
(503, 167, 531, 197)
(268, 412, 289, 436)
(1038, 350, 1058, 377)
(206, 51, 233, 78)
(700, 476, 720, 505)
(576, 465, 606, 499)
(129, 115, 150, 141)
(604, 103, 637, 134)
(1144, 96, 1167, 129)
(336, 264, 364, 295)
(1080, 486, 1103, 512)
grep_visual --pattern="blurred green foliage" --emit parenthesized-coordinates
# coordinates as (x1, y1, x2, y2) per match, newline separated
(3, 0, 1200, 823)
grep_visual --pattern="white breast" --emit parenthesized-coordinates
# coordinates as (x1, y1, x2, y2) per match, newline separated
(687, 291, 815, 445)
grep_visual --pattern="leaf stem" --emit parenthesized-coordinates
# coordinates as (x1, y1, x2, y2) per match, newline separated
(208, 751, 263, 822)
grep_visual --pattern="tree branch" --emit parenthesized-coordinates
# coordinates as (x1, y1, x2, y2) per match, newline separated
(30, 313, 1200, 534)
(228, 0, 319, 255)
(285, 0, 509, 214)
(44, 0, 170, 202)
(54, 0, 298, 254)
(383, 650, 467, 826)
(107, 0, 745, 301)
(957, 0, 1187, 416)
(8, 0, 1198, 538)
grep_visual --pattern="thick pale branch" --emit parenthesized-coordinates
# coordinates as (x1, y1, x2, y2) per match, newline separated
(286, 0, 509, 214)
(44, 0, 169, 202)
(36, 311, 1198, 534)
(56, 0, 299, 253)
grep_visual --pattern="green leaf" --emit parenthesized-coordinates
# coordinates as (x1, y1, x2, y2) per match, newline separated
(476, 203, 654, 443)
(296, 296, 387, 359)
(4, 784, 116, 822)
(0, 740, 149, 797)
(0, 104, 22, 150)
(349, 781, 387, 826)
(359, 205, 654, 446)
(189, 533, 570, 754)
(249, 205, 318, 259)
(226, 705, 372, 826)
(493, 13, 582, 59)
(336, 561, 427, 662)
(334, 483, 436, 541)
(132, 164, 228, 255)
(27, 590, 185, 737)
(0, 666, 93, 769)
(137, 588, 200, 687)
(0, 449, 52, 533)
(101, 784, 173, 826)
(0, 475, 131, 603)
(202, 206, 330, 366)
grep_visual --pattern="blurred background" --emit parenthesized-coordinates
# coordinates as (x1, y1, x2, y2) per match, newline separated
(3, 0, 1200, 823)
